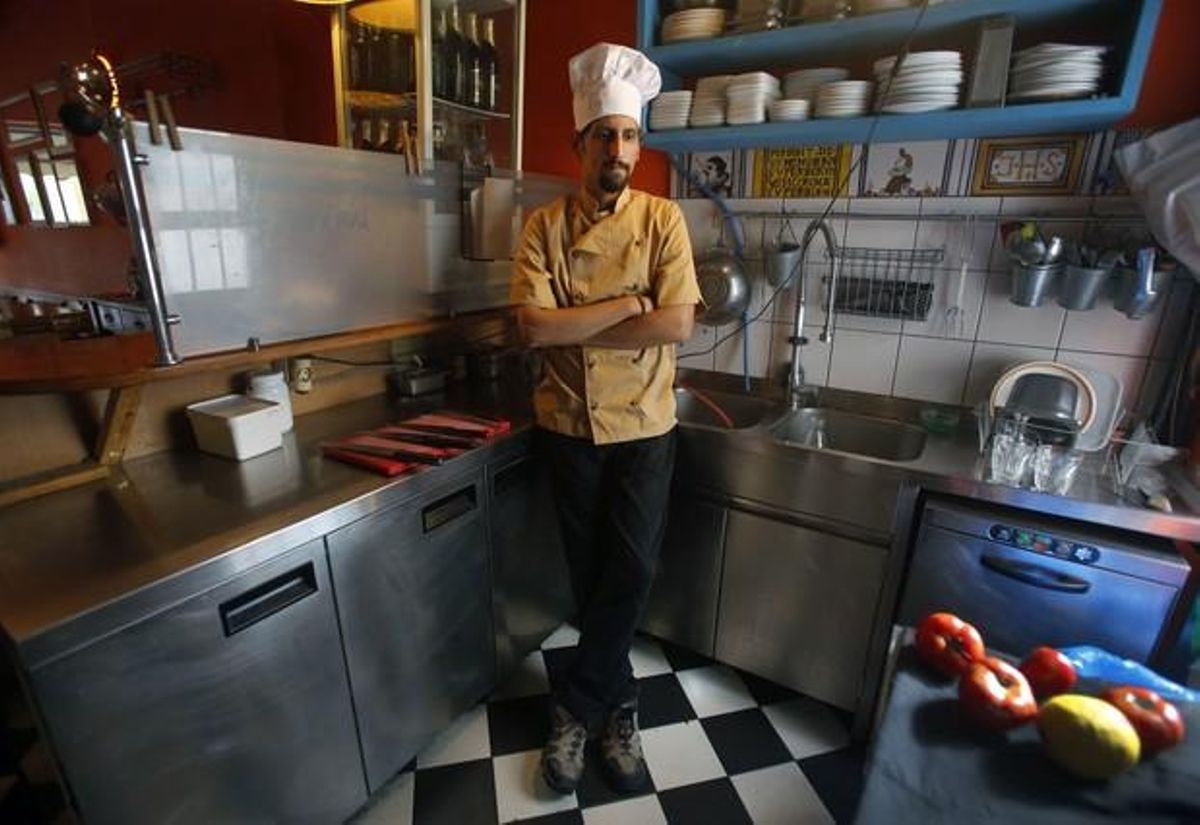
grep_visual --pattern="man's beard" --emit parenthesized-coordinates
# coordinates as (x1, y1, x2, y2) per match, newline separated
(598, 163, 629, 193)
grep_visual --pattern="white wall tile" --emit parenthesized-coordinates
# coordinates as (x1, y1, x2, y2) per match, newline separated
(893, 337, 974, 404)
(714, 318, 773, 378)
(915, 197, 1003, 271)
(1060, 298, 1164, 357)
(965, 342, 1057, 406)
(678, 323, 718, 370)
(902, 268, 987, 340)
(976, 270, 1066, 348)
(827, 330, 900, 394)
(840, 198, 920, 251)
(1056, 351, 1148, 420)
(770, 262, 830, 328)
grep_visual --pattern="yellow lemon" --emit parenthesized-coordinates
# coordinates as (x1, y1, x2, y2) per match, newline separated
(1038, 694, 1141, 780)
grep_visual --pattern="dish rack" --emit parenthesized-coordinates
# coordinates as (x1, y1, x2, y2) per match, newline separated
(824, 246, 944, 322)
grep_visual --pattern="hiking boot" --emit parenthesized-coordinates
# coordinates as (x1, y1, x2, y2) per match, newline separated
(541, 703, 587, 794)
(601, 700, 649, 793)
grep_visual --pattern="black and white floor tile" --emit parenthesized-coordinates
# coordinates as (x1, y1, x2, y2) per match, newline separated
(350, 626, 865, 824)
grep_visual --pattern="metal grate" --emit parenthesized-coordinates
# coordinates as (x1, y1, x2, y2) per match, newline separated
(824, 246, 944, 321)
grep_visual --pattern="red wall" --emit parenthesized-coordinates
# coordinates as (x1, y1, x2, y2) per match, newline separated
(522, 0, 670, 196)
(1123, 0, 1200, 127)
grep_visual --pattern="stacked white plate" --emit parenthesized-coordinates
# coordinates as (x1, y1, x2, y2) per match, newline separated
(873, 50, 962, 113)
(814, 80, 874, 118)
(648, 90, 693, 131)
(1009, 43, 1106, 102)
(726, 72, 781, 125)
(661, 8, 727, 43)
(768, 99, 811, 122)
(690, 75, 733, 128)
(783, 67, 850, 102)
(853, 0, 913, 13)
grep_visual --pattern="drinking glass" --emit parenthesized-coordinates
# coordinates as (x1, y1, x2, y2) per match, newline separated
(988, 415, 1033, 486)
(1032, 445, 1084, 494)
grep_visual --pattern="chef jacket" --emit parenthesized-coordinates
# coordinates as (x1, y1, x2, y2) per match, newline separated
(510, 187, 701, 444)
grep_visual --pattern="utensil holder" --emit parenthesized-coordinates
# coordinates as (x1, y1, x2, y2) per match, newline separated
(765, 242, 802, 287)
(1114, 266, 1169, 319)
(1057, 265, 1112, 311)
(1010, 262, 1062, 307)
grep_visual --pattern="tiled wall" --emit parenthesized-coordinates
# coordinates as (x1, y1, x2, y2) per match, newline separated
(674, 130, 1194, 416)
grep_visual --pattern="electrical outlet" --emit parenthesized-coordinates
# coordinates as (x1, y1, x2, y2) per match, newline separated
(291, 357, 314, 393)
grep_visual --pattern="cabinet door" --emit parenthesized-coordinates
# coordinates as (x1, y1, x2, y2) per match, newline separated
(641, 496, 726, 657)
(489, 452, 574, 677)
(31, 539, 365, 825)
(327, 471, 494, 792)
(717, 511, 887, 710)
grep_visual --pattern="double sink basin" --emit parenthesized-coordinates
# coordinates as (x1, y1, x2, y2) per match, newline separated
(673, 386, 928, 463)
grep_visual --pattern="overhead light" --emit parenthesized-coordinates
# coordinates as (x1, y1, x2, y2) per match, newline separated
(349, 0, 418, 31)
(292, 1, 353, 5)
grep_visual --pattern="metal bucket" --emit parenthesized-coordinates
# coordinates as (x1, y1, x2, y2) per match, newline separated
(1114, 266, 1169, 319)
(765, 242, 802, 287)
(1057, 265, 1112, 311)
(1010, 262, 1062, 307)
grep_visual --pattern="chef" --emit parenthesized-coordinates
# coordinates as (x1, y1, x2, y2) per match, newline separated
(509, 42, 701, 795)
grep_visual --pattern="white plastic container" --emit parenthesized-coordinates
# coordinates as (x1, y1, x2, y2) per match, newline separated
(247, 369, 294, 432)
(186, 394, 284, 460)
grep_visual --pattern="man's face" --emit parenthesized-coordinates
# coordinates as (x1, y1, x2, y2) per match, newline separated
(574, 114, 641, 196)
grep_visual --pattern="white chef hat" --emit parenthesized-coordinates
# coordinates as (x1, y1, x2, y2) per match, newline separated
(569, 43, 662, 132)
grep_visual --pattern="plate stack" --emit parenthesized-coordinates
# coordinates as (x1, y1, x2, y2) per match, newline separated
(648, 90, 693, 131)
(814, 80, 874, 118)
(873, 51, 962, 113)
(661, 7, 727, 43)
(852, 0, 913, 13)
(1009, 44, 1106, 103)
(768, 99, 811, 122)
(690, 75, 733, 128)
(783, 67, 850, 103)
(726, 72, 781, 125)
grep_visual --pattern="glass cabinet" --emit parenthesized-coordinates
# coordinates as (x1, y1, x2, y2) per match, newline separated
(331, 0, 524, 170)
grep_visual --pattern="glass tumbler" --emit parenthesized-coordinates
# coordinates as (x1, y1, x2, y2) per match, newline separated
(1032, 445, 1084, 495)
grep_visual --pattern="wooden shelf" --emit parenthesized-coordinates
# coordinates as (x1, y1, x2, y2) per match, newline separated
(347, 90, 511, 121)
(637, 0, 1163, 151)
(0, 309, 513, 395)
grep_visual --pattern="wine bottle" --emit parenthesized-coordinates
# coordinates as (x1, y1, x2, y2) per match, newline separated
(464, 12, 483, 108)
(431, 8, 447, 99)
(385, 29, 405, 94)
(349, 23, 366, 89)
(368, 25, 388, 92)
(445, 4, 466, 104)
(480, 18, 499, 111)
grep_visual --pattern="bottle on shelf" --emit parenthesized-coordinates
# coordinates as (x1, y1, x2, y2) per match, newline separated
(349, 22, 367, 90)
(368, 24, 388, 92)
(431, 8, 448, 100)
(464, 12, 483, 109)
(444, 3, 467, 104)
(480, 17, 499, 111)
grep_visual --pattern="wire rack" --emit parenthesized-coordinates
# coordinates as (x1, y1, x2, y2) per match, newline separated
(823, 246, 944, 322)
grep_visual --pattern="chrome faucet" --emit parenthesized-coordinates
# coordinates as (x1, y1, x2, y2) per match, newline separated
(787, 218, 839, 410)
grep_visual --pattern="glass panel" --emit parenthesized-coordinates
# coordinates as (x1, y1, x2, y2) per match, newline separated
(0, 172, 15, 225)
(15, 156, 46, 224)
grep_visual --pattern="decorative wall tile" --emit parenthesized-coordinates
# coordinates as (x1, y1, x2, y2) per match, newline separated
(751, 145, 855, 199)
(965, 342, 1057, 406)
(893, 337, 974, 404)
(969, 134, 1090, 196)
(827, 330, 900, 394)
(678, 150, 746, 200)
(859, 140, 952, 198)
(945, 138, 978, 197)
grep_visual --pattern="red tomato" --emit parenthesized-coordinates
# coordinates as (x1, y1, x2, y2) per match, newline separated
(958, 657, 1039, 730)
(1100, 686, 1186, 755)
(914, 612, 985, 678)
(1019, 647, 1078, 699)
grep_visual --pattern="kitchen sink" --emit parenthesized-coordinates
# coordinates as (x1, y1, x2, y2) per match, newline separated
(772, 407, 927, 462)
(674, 387, 780, 431)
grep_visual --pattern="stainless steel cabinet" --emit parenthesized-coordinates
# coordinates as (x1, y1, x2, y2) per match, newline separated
(716, 510, 887, 710)
(327, 470, 494, 792)
(30, 539, 365, 825)
(488, 447, 574, 677)
(641, 495, 727, 657)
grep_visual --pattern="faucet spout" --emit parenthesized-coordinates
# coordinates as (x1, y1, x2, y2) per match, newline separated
(787, 218, 838, 409)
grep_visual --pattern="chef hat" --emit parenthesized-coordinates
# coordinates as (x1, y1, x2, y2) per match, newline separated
(569, 43, 662, 132)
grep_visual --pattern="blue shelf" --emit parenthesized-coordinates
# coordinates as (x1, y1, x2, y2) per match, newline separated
(645, 96, 1131, 152)
(637, 0, 1162, 152)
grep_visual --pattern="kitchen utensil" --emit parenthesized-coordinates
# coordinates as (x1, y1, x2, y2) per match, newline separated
(1031, 444, 1085, 494)
(944, 217, 973, 336)
(1058, 264, 1111, 310)
(695, 245, 750, 326)
(376, 427, 479, 449)
(327, 440, 446, 465)
(1067, 363, 1122, 452)
(1006, 373, 1080, 424)
(990, 361, 1097, 434)
(1010, 262, 1062, 306)
(1114, 247, 1168, 319)
(988, 413, 1034, 486)
(1043, 235, 1065, 264)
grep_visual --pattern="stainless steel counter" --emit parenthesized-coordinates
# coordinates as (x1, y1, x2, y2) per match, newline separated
(1, 371, 1196, 668)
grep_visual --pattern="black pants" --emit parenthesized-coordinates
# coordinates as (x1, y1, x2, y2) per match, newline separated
(538, 427, 676, 727)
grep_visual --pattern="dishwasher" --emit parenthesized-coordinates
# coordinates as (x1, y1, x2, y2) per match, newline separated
(897, 497, 1192, 667)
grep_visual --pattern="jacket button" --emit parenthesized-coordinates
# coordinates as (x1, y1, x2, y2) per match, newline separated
(589, 400, 599, 411)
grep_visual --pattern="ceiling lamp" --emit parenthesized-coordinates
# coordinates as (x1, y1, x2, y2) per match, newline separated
(349, 0, 418, 31)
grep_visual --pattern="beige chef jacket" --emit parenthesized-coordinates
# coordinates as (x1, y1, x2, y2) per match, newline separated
(510, 187, 701, 444)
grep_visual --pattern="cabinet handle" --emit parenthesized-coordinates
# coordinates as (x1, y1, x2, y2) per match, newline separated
(422, 486, 477, 533)
(494, 458, 533, 497)
(980, 555, 1090, 594)
(219, 563, 318, 637)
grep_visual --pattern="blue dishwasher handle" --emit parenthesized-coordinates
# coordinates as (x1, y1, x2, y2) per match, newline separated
(980, 554, 1091, 594)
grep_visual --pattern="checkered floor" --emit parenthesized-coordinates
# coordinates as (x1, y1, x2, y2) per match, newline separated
(350, 625, 865, 825)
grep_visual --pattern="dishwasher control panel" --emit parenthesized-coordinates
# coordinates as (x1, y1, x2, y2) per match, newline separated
(988, 523, 1101, 565)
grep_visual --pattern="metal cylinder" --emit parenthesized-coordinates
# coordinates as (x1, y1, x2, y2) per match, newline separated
(107, 110, 181, 366)
(1009, 262, 1062, 308)
(1057, 265, 1112, 311)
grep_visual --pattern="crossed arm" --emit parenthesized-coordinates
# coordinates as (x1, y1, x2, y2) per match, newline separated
(516, 297, 695, 349)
